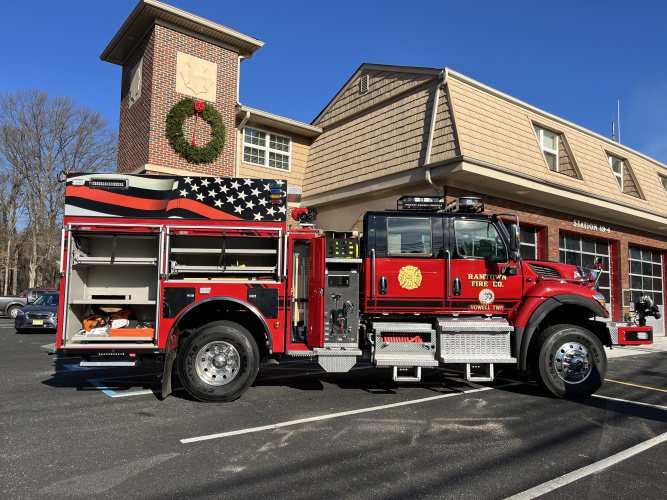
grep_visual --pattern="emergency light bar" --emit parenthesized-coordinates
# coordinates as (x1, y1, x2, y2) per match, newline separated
(444, 197, 484, 213)
(396, 195, 444, 211)
(89, 178, 129, 190)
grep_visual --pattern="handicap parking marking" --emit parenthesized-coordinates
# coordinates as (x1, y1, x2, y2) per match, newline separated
(87, 373, 162, 398)
(64, 363, 109, 371)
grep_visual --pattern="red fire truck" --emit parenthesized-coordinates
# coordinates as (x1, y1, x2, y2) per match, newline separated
(55, 173, 654, 402)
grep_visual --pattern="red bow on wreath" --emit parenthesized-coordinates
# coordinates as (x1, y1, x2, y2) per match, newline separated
(192, 100, 205, 147)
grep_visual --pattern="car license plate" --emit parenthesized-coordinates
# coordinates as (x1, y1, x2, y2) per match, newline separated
(32, 320, 44, 326)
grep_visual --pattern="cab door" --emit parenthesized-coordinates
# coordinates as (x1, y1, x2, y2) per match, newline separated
(447, 217, 522, 315)
(365, 213, 445, 314)
(307, 236, 326, 347)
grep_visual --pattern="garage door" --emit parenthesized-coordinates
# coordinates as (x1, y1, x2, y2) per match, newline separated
(559, 234, 611, 316)
(629, 246, 665, 335)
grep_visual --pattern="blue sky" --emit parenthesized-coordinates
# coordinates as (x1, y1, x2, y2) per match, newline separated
(1, 0, 666, 164)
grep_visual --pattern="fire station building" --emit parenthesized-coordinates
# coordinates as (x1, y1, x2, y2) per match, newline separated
(103, 1, 667, 334)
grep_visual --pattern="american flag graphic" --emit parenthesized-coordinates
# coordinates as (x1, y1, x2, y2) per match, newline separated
(64, 174, 287, 222)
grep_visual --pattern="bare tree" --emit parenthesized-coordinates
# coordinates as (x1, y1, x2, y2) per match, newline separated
(0, 88, 117, 288)
(0, 163, 25, 294)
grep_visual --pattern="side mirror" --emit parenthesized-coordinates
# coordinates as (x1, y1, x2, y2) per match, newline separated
(509, 224, 520, 252)
(509, 224, 521, 262)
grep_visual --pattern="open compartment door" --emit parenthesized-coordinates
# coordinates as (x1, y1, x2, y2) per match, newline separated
(307, 237, 326, 347)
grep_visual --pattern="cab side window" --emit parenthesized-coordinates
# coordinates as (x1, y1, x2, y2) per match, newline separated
(387, 217, 432, 256)
(454, 220, 508, 263)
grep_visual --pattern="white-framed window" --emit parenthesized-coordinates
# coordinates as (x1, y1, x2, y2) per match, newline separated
(520, 226, 538, 260)
(534, 125, 559, 171)
(660, 176, 667, 196)
(243, 127, 291, 171)
(608, 154, 623, 190)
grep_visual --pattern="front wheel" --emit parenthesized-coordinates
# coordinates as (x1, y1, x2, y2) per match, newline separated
(178, 321, 259, 402)
(7, 306, 21, 318)
(532, 324, 607, 399)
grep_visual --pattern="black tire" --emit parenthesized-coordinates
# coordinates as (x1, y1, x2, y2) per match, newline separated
(7, 306, 21, 319)
(177, 321, 259, 402)
(532, 324, 607, 399)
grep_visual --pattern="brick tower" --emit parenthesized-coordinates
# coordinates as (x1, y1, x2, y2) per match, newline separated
(100, 0, 263, 176)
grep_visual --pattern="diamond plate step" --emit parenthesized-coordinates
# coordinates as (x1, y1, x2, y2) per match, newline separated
(80, 360, 139, 367)
(373, 351, 439, 367)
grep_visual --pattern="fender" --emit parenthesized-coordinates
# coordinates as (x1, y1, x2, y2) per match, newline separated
(3, 299, 26, 313)
(516, 293, 608, 371)
(161, 296, 273, 398)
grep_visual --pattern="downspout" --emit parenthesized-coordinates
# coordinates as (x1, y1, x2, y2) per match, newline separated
(425, 169, 443, 197)
(237, 55, 246, 101)
(424, 68, 448, 197)
(236, 109, 250, 177)
(235, 55, 248, 178)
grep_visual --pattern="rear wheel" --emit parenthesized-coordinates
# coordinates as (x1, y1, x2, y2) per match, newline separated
(532, 324, 607, 399)
(178, 321, 259, 402)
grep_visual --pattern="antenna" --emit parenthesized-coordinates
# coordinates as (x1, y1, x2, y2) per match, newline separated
(612, 120, 615, 141)
(617, 100, 621, 143)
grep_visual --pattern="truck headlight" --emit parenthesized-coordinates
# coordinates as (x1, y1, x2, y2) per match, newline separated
(592, 293, 605, 307)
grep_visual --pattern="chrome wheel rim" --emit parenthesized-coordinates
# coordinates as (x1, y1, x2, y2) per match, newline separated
(554, 342, 591, 384)
(195, 341, 240, 386)
(9, 308, 19, 318)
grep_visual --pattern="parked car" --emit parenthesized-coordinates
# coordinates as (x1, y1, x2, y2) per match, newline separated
(15, 292, 59, 333)
(0, 287, 57, 318)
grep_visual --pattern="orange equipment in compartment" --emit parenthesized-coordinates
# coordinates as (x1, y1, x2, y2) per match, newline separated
(108, 328, 155, 338)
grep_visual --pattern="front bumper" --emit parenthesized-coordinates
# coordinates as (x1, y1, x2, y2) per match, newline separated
(606, 322, 653, 345)
(15, 315, 57, 331)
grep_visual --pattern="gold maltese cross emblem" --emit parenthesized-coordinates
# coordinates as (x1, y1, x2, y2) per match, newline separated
(398, 265, 422, 290)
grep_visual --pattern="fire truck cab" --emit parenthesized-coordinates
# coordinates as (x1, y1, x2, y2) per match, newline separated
(55, 174, 654, 402)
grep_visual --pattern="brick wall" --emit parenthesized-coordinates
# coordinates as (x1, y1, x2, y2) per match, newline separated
(446, 186, 667, 320)
(118, 24, 238, 175)
(118, 30, 153, 172)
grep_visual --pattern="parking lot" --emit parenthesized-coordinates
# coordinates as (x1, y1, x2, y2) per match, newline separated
(1, 316, 666, 499)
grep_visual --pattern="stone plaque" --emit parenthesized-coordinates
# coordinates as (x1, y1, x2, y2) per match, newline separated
(176, 52, 217, 100)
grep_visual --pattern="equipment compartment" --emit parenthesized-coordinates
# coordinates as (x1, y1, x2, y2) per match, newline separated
(63, 229, 161, 346)
(166, 227, 281, 281)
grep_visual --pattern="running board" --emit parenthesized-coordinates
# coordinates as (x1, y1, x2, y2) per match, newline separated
(393, 366, 422, 382)
(464, 363, 494, 382)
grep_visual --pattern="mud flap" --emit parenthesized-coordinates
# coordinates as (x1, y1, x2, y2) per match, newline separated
(161, 349, 177, 399)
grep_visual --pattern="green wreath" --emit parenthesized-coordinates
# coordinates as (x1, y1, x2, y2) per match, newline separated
(165, 98, 226, 164)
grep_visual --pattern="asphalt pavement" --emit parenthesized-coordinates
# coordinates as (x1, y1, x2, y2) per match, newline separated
(1, 318, 665, 500)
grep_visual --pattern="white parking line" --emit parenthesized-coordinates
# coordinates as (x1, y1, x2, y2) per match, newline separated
(505, 394, 667, 499)
(592, 394, 667, 411)
(181, 383, 498, 444)
(504, 431, 667, 500)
